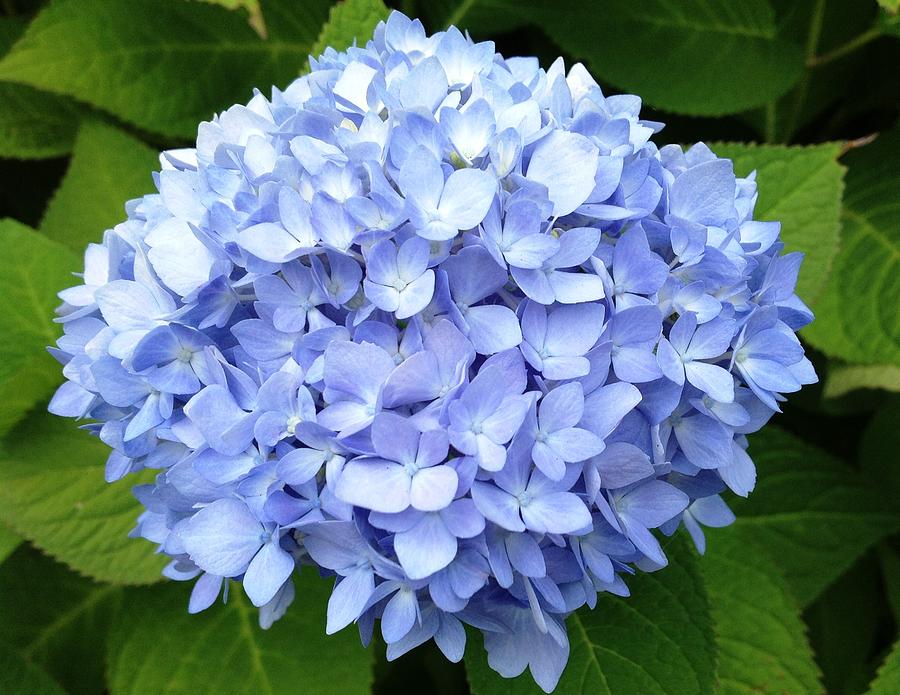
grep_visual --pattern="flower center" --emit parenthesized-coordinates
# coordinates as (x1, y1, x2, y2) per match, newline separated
(285, 415, 302, 435)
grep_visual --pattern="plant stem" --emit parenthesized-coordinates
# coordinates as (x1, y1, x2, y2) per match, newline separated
(808, 27, 881, 68)
(785, 0, 827, 141)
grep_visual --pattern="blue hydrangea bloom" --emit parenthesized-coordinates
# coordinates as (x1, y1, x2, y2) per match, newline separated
(48, 11, 816, 692)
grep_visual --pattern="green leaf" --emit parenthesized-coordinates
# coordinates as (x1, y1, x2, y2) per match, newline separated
(805, 554, 885, 695)
(0, 17, 84, 160)
(40, 120, 158, 252)
(0, 545, 122, 695)
(703, 525, 822, 695)
(0, 83, 84, 160)
(824, 364, 900, 398)
(0, 409, 166, 585)
(311, 0, 390, 58)
(802, 130, 900, 366)
(877, 0, 899, 13)
(0, 219, 77, 436)
(107, 572, 374, 695)
(200, 0, 259, 10)
(465, 536, 716, 695)
(867, 640, 900, 694)
(0, 524, 19, 565)
(198, 0, 266, 38)
(710, 142, 845, 305)
(0, 0, 331, 138)
(729, 427, 900, 606)
(743, 0, 877, 143)
(442, 0, 805, 116)
(859, 399, 900, 496)
(878, 544, 900, 624)
(426, 0, 531, 34)
(860, 406, 900, 629)
(0, 642, 67, 695)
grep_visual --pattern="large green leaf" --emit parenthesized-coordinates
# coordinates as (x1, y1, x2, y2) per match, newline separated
(0, 219, 77, 436)
(879, 544, 900, 624)
(703, 525, 822, 695)
(0, 410, 166, 585)
(0, 642, 67, 695)
(200, 0, 262, 20)
(859, 400, 900, 496)
(730, 427, 900, 607)
(802, 130, 900, 367)
(0, 17, 83, 160)
(824, 363, 900, 398)
(424, 0, 531, 34)
(0, 0, 331, 138)
(0, 83, 84, 160)
(107, 572, 374, 695)
(879, 10, 900, 38)
(860, 404, 900, 630)
(867, 639, 900, 694)
(439, 0, 805, 116)
(711, 142, 845, 305)
(0, 546, 122, 695)
(311, 0, 389, 58)
(805, 553, 888, 695)
(742, 0, 877, 143)
(40, 120, 158, 253)
(465, 536, 716, 695)
(0, 524, 19, 565)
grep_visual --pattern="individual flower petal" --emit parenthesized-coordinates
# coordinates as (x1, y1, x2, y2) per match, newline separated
(244, 539, 295, 607)
(179, 499, 264, 577)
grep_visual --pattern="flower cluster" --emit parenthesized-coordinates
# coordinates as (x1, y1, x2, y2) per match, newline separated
(48, 12, 816, 691)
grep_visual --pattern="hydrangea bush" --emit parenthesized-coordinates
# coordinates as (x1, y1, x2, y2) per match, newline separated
(48, 11, 816, 691)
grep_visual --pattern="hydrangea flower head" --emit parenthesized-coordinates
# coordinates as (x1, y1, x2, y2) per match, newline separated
(48, 12, 816, 692)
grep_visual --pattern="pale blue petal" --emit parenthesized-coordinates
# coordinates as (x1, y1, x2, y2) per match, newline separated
(521, 492, 590, 534)
(410, 466, 458, 511)
(465, 305, 522, 354)
(526, 131, 599, 216)
(395, 513, 458, 579)
(180, 498, 263, 576)
(471, 482, 524, 532)
(327, 566, 374, 634)
(244, 540, 295, 607)
(334, 459, 411, 513)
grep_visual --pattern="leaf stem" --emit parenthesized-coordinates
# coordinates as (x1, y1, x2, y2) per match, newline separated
(785, 0, 826, 141)
(808, 27, 881, 68)
(838, 132, 878, 157)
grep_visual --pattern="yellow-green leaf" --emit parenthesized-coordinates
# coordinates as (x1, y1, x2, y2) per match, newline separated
(711, 142, 845, 305)
(0, 410, 166, 585)
(107, 572, 374, 695)
(0, 220, 77, 436)
(311, 0, 390, 58)
(465, 536, 716, 695)
(40, 121, 158, 252)
(802, 130, 900, 368)
(0, 0, 331, 138)
(704, 525, 823, 694)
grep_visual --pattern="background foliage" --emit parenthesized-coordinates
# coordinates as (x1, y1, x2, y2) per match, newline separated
(0, 0, 897, 693)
